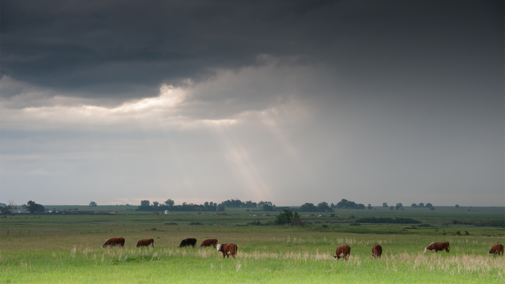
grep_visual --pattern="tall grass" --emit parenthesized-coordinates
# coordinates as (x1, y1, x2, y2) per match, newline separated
(1, 245, 504, 283)
(1, 209, 504, 283)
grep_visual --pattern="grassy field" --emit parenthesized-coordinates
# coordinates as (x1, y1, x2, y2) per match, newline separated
(1, 207, 504, 283)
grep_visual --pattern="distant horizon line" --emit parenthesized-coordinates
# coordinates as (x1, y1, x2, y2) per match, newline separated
(32, 204, 505, 208)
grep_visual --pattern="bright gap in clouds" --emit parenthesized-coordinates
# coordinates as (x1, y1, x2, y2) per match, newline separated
(1, 54, 308, 129)
(21, 84, 189, 127)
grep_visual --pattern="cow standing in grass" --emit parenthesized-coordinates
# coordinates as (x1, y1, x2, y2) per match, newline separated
(179, 238, 197, 248)
(102, 237, 125, 248)
(488, 244, 504, 256)
(200, 239, 218, 248)
(136, 238, 154, 248)
(424, 242, 450, 253)
(333, 244, 351, 260)
(216, 243, 238, 259)
(372, 244, 382, 259)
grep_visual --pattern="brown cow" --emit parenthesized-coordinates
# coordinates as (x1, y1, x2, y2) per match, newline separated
(216, 243, 238, 259)
(333, 244, 351, 260)
(488, 244, 504, 256)
(424, 242, 450, 253)
(372, 244, 382, 259)
(136, 238, 154, 248)
(200, 239, 218, 248)
(102, 237, 125, 248)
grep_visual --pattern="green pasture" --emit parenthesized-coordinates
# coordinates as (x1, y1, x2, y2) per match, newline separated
(0, 207, 504, 283)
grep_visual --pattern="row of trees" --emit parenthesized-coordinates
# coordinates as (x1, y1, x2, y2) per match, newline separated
(137, 199, 287, 212)
(138, 199, 222, 211)
(382, 202, 433, 208)
(135, 199, 435, 212)
(0, 199, 438, 215)
(220, 199, 265, 208)
(332, 199, 366, 209)
(410, 203, 433, 208)
(297, 199, 366, 212)
(299, 202, 332, 212)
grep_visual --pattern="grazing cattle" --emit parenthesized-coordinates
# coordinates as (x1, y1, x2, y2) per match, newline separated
(488, 244, 504, 256)
(200, 239, 218, 248)
(136, 238, 154, 248)
(424, 242, 450, 253)
(102, 237, 125, 248)
(179, 238, 197, 248)
(372, 244, 382, 259)
(216, 243, 238, 259)
(333, 244, 351, 260)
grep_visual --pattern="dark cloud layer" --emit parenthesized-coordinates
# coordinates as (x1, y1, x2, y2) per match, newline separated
(1, 0, 502, 102)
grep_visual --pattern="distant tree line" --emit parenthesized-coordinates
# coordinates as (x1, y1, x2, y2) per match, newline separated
(137, 198, 374, 213)
(331, 199, 365, 210)
(136, 198, 436, 212)
(298, 202, 332, 212)
(410, 203, 433, 208)
(137, 199, 293, 212)
(221, 199, 258, 208)
(138, 199, 219, 212)
(380, 202, 434, 209)
(294, 199, 369, 212)
(220, 200, 289, 211)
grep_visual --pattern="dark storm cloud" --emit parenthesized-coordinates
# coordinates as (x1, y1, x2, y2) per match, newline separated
(1, 0, 502, 103)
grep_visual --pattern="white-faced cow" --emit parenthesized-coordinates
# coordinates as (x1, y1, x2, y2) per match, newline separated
(488, 244, 504, 256)
(102, 237, 125, 248)
(372, 244, 382, 259)
(424, 242, 450, 253)
(333, 244, 351, 260)
(200, 239, 218, 248)
(136, 238, 154, 248)
(216, 243, 238, 259)
(179, 238, 197, 248)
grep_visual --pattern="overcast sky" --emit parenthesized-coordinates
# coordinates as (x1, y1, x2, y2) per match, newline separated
(1, 0, 503, 206)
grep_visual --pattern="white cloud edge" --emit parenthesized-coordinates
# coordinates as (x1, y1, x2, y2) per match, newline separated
(0, 54, 315, 131)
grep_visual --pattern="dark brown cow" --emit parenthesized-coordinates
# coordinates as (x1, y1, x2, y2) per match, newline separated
(372, 244, 382, 259)
(136, 238, 154, 248)
(424, 242, 450, 253)
(200, 239, 218, 248)
(333, 244, 351, 260)
(488, 244, 504, 256)
(179, 238, 197, 248)
(102, 237, 125, 248)
(216, 243, 238, 259)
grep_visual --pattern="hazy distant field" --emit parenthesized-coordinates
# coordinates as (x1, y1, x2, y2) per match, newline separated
(1, 207, 504, 283)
